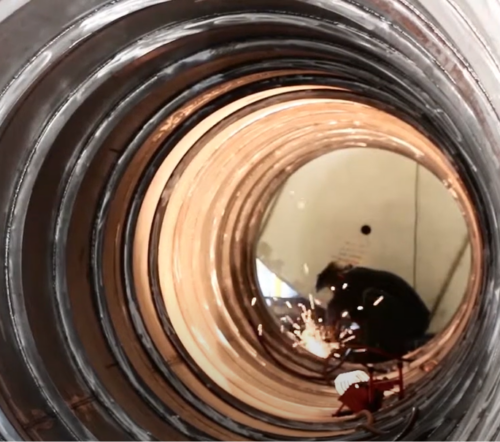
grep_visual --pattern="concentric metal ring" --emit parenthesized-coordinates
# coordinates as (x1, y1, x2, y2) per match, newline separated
(0, 0, 499, 441)
(137, 86, 481, 423)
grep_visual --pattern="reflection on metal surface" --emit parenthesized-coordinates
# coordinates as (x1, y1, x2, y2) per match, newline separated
(0, 0, 498, 440)
(135, 86, 481, 425)
(255, 147, 473, 364)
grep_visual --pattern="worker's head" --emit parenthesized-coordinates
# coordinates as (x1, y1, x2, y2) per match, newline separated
(315, 261, 353, 292)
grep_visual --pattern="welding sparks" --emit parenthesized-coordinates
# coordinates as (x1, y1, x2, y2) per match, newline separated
(284, 301, 338, 358)
(266, 295, 339, 359)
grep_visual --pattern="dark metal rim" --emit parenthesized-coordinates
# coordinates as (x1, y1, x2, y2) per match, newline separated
(0, 0, 497, 440)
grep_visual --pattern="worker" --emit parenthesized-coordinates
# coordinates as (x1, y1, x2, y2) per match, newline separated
(316, 262, 430, 363)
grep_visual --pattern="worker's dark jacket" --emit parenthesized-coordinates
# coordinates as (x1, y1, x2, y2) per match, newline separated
(319, 266, 430, 362)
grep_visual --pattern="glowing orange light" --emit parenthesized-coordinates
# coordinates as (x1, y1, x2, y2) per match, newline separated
(294, 305, 338, 358)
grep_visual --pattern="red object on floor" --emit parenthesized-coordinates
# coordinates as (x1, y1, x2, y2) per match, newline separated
(373, 378, 399, 392)
(338, 379, 398, 413)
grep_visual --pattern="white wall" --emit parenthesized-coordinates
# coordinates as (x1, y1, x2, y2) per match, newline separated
(0, 0, 30, 23)
(256, 148, 470, 333)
